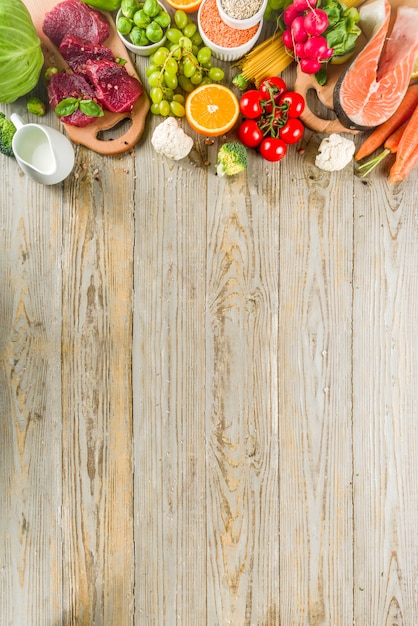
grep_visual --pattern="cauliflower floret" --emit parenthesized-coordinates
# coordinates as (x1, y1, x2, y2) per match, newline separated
(315, 133, 355, 171)
(151, 117, 194, 161)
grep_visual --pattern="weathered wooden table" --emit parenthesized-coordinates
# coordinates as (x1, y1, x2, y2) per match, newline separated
(1, 24, 418, 625)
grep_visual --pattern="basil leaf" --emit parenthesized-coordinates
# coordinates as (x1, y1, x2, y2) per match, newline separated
(79, 99, 104, 117)
(55, 97, 79, 117)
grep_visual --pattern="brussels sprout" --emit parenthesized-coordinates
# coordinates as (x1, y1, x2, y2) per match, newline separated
(143, 0, 159, 17)
(121, 0, 140, 18)
(117, 15, 133, 34)
(133, 9, 151, 28)
(130, 26, 149, 46)
(44, 66, 60, 82)
(146, 21, 163, 43)
(154, 10, 171, 28)
(27, 96, 46, 116)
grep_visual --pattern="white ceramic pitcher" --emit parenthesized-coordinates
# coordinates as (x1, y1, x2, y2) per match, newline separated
(11, 113, 75, 185)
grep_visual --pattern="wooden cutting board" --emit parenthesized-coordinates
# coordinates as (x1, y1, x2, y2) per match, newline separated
(294, 0, 418, 134)
(23, 0, 150, 155)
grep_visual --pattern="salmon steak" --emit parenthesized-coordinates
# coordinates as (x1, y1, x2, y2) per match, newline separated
(334, 0, 418, 130)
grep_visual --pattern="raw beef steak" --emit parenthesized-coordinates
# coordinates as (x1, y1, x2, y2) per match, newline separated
(59, 34, 115, 73)
(84, 59, 143, 112)
(48, 72, 100, 127)
(43, 0, 110, 47)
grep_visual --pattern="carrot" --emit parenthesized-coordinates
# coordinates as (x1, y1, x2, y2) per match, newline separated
(355, 83, 418, 162)
(355, 119, 409, 177)
(389, 104, 418, 183)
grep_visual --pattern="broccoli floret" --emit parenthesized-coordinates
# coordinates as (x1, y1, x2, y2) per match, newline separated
(232, 73, 251, 91)
(0, 112, 16, 157)
(216, 141, 248, 177)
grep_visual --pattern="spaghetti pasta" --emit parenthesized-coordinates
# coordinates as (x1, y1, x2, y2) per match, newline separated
(235, 0, 364, 87)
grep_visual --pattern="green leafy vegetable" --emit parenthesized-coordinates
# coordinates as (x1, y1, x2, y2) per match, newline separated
(55, 97, 104, 118)
(0, 0, 44, 103)
(314, 0, 361, 85)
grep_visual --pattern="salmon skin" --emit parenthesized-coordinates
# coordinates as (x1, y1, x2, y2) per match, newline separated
(334, 0, 418, 130)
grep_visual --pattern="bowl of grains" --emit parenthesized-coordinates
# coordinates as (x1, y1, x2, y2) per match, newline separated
(198, 0, 263, 62)
(216, 0, 267, 29)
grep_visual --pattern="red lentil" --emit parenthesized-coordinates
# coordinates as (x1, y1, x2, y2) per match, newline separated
(199, 0, 259, 48)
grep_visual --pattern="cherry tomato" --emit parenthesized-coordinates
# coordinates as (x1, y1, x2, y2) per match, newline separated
(278, 91, 305, 118)
(238, 119, 264, 148)
(239, 90, 263, 119)
(259, 77, 287, 105)
(259, 137, 287, 162)
(279, 118, 305, 144)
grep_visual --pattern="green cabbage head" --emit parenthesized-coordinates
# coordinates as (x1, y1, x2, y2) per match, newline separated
(0, 0, 44, 103)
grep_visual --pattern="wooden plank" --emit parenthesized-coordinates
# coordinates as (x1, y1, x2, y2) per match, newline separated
(204, 146, 280, 624)
(278, 130, 354, 624)
(60, 147, 135, 624)
(0, 104, 63, 625)
(132, 127, 209, 623)
(352, 168, 418, 624)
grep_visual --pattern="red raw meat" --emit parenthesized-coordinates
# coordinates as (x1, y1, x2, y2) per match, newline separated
(59, 34, 115, 73)
(43, 0, 110, 47)
(48, 72, 100, 127)
(84, 59, 143, 113)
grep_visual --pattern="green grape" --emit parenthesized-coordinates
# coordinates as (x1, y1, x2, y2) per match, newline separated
(150, 86, 163, 104)
(146, 63, 160, 76)
(183, 22, 197, 38)
(148, 70, 163, 87)
(208, 67, 224, 82)
(163, 88, 174, 101)
(170, 100, 185, 117)
(170, 44, 182, 59)
(174, 9, 188, 30)
(178, 74, 194, 93)
(166, 27, 182, 43)
(179, 36, 192, 50)
(159, 100, 171, 116)
(183, 59, 196, 78)
(190, 70, 203, 85)
(173, 93, 185, 104)
(165, 58, 178, 74)
(200, 76, 212, 85)
(191, 32, 203, 46)
(197, 46, 211, 64)
(191, 45, 199, 57)
(153, 47, 170, 65)
(163, 71, 178, 90)
(151, 102, 161, 115)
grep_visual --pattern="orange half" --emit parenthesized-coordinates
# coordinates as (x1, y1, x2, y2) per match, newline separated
(185, 84, 240, 137)
(164, 0, 202, 12)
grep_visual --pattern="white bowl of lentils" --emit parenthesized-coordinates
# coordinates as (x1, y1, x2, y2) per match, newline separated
(216, 0, 267, 29)
(198, 0, 263, 61)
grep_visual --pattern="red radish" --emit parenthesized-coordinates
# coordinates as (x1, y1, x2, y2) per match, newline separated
(293, 0, 318, 9)
(299, 57, 322, 73)
(295, 41, 308, 58)
(282, 29, 294, 50)
(283, 4, 301, 26)
(303, 35, 328, 59)
(304, 8, 328, 35)
(291, 16, 308, 43)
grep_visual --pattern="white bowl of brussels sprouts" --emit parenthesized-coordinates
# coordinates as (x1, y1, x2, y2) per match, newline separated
(116, 0, 171, 56)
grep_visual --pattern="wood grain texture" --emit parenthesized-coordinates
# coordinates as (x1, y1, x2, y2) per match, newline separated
(2, 47, 418, 626)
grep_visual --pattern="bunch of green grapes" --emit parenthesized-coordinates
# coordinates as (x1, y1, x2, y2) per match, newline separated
(145, 9, 225, 117)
